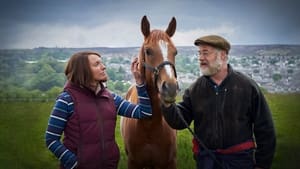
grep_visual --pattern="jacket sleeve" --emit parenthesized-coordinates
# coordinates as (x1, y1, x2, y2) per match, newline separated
(114, 83, 152, 119)
(252, 87, 276, 169)
(161, 87, 194, 130)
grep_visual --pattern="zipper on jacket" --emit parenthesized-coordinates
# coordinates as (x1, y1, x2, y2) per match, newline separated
(214, 85, 220, 148)
(95, 99, 105, 168)
(216, 86, 228, 148)
(213, 85, 228, 148)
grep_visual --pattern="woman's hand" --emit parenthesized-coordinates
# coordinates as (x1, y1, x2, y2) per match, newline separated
(131, 57, 143, 85)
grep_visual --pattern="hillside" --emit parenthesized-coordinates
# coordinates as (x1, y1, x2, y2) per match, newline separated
(0, 45, 299, 97)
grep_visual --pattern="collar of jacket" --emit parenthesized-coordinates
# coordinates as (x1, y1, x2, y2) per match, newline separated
(204, 64, 233, 89)
(64, 81, 110, 98)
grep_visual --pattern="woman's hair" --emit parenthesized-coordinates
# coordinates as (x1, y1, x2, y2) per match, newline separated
(65, 51, 101, 87)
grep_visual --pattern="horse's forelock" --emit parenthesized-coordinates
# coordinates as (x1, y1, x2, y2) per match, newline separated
(146, 30, 171, 45)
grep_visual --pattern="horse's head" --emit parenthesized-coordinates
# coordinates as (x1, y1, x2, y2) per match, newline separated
(138, 15, 178, 103)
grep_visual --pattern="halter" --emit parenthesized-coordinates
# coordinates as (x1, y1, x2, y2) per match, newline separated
(143, 61, 177, 92)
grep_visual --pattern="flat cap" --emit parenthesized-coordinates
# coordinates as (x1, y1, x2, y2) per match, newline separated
(194, 35, 231, 53)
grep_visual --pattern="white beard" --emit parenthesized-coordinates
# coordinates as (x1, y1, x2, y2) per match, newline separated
(200, 54, 222, 76)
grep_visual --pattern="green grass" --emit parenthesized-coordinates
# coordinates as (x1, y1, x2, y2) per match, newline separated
(265, 93, 300, 169)
(0, 102, 58, 169)
(0, 93, 299, 169)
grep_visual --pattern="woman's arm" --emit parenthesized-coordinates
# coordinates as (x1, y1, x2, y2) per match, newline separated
(45, 92, 77, 169)
(113, 83, 152, 119)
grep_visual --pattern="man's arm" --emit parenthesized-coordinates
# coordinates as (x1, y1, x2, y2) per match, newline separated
(252, 88, 276, 169)
(160, 88, 194, 130)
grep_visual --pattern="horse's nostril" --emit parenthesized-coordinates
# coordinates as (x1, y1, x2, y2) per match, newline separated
(161, 81, 178, 97)
(162, 81, 168, 91)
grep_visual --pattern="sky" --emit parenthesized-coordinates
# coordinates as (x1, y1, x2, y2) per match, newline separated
(0, 0, 299, 49)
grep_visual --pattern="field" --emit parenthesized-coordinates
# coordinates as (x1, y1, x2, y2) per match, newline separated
(0, 93, 299, 169)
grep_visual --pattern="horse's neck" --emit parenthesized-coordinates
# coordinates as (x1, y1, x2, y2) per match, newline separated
(148, 89, 163, 121)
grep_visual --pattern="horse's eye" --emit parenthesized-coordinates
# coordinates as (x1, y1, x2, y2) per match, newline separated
(145, 48, 153, 56)
(174, 50, 178, 56)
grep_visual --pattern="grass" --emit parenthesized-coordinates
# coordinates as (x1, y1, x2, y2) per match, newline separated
(0, 102, 58, 169)
(265, 93, 300, 169)
(0, 93, 299, 169)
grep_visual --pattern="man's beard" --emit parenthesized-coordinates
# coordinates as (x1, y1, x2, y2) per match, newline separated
(200, 54, 222, 76)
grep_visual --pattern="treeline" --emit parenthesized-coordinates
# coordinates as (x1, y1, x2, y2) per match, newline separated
(0, 48, 138, 101)
(0, 47, 202, 101)
(0, 49, 67, 101)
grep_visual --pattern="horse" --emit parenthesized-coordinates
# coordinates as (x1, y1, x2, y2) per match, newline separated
(120, 15, 179, 169)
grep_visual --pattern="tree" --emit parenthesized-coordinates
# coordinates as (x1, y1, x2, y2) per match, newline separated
(29, 63, 65, 91)
(272, 73, 282, 82)
(114, 81, 124, 91)
(46, 86, 63, 99)
(107, 69, 117, 81)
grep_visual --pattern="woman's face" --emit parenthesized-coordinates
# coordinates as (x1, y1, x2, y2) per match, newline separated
(88, 54, 108, 85)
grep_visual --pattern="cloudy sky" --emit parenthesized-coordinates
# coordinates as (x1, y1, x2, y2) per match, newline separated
(1, 0, 299, 49)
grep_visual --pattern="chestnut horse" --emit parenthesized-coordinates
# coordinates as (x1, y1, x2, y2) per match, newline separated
(121, 16, 179, 169)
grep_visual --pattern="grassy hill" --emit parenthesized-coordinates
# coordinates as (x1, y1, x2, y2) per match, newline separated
(0, 93, 299, 169)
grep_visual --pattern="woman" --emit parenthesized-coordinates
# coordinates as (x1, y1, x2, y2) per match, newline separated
(45, 51, 152, 169)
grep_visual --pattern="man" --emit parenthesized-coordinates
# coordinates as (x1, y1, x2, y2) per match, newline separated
(159, 35, 276, 169)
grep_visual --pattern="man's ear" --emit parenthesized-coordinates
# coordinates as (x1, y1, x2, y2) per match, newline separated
(221, 50, 228, 61)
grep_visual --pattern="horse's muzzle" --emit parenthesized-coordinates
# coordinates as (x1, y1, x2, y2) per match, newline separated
(159, 81, 179, 103)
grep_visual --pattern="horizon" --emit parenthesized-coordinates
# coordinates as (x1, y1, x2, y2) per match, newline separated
(2, 43, 300, 50)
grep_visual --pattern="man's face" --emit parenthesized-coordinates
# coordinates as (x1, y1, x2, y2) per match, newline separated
(197, 45, 223, 76)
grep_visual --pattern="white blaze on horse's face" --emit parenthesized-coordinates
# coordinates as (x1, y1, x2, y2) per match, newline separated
(159, 40, 175, 79)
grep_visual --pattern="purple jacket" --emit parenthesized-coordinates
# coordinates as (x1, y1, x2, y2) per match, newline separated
(63, 82, 119, 169)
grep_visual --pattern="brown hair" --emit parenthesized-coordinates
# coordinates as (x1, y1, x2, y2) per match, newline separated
(65, 51, 101, 87)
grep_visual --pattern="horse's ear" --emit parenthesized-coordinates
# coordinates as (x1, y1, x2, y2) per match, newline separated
(165, 17, 176, 37)
(141, 15, 150, 38)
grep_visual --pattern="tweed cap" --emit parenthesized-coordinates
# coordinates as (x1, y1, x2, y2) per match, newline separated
(194, 35, 231, 53)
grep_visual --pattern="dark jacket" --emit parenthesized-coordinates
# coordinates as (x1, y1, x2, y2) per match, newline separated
(161, 64, 276, 169)
(63, 82, 119, 169)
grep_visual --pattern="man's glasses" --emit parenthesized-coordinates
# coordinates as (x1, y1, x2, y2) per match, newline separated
(197, 50, 215, 58)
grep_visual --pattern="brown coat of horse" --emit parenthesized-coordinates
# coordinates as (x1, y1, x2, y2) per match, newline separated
(121, 16, 179, 169)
